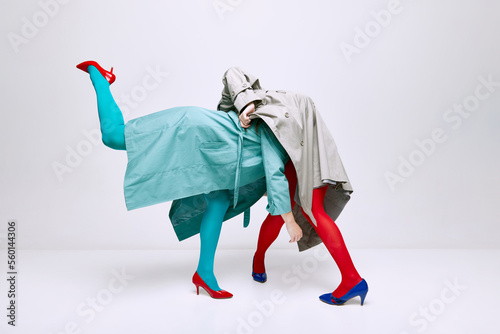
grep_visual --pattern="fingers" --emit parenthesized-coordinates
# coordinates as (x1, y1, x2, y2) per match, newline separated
(239, 112, 251, 128)
(246, 102, 256, 115)
(239, 102, 256, 129)
(240, 120, 251, 128)
(288, 228, 303, 243)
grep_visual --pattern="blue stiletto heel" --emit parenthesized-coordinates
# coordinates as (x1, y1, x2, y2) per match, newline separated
(252, 255, 267, 283)
(319, 279, 369, 306)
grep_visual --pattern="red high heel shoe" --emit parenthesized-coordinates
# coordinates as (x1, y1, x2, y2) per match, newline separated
(76, 60, 116, 85)
(192, 272, 233, 299)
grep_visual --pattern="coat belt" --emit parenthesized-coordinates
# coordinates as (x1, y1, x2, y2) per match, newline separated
(228, 111, 251, 228)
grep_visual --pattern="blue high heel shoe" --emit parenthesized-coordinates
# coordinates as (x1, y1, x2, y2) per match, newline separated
(252, 255, 267, 283)
(319, 279, 368, 306)
(252, 272, 267, 283)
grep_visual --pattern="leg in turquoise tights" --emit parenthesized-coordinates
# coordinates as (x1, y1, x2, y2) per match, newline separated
(87, 65, 126, 150)
(87, 66, 231, 293)
(196, 190, 231, 291)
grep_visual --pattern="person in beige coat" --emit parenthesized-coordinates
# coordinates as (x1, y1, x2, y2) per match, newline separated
(218, 67, 368, 305)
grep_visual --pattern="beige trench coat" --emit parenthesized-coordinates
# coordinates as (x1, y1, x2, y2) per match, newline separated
(218, 67, 353, 251)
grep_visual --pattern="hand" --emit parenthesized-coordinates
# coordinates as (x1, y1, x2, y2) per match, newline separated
(282, 211, 303, 243)
(239, 102, 256, 128)
(285, 219, 303, 243)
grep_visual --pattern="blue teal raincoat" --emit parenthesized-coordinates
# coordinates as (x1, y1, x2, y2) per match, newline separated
(122, 106, 290, 241)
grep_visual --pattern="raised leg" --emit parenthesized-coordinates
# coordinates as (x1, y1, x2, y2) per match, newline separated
(87, 65, 126, 150)
(196, 190, 231, 291)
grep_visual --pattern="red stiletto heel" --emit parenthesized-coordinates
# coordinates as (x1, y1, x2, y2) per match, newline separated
(192, 272, 233, 299)
(76, 60, 116, 85)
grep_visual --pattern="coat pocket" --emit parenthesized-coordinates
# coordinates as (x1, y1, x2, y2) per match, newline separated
(199, 141, 236, 165)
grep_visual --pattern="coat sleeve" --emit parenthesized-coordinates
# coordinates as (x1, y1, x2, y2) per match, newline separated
(217, 66, 264, 114)
(260, 125, 292, 215)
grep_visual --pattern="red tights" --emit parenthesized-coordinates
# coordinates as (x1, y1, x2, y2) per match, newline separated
(253, 161, 362, 297)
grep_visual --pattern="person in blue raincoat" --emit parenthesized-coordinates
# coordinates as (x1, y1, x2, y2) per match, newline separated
(76, 60, 302, 299)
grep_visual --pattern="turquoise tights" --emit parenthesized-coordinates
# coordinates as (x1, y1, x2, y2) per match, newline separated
(197, 190, 230, 291)
(88, 66, 230, 291)
(88, 66, 126, 150)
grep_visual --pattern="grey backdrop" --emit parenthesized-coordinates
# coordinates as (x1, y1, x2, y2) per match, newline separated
(1, 0, 499, 250)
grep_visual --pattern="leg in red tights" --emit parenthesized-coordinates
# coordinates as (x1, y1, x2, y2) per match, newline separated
(253, 160, 297, 275)
(301, 185, 363, 299)
(254, 163, 365, 303)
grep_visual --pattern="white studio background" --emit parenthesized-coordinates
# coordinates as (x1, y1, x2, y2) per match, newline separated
(0, 0, 499, 251)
